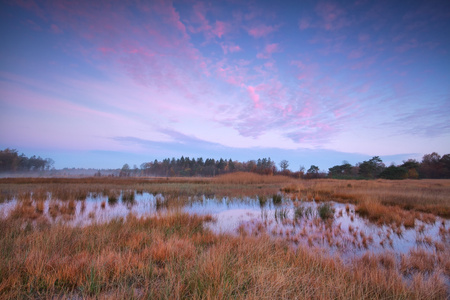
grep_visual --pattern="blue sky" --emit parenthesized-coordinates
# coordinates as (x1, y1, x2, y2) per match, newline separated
(1, 0, 449, 170)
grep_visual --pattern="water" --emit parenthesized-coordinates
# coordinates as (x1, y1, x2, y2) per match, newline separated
(1, 191, 448, 260)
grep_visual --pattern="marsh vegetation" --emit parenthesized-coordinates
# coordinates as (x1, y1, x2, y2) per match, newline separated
(1, 173, 449, 298)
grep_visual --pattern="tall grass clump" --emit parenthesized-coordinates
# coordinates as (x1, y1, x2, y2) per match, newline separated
(318, 202, 335, 220)
(275, 208, 289, 221)
(294, 205, 305, 220)
(272, 194, 282, 205)
(155, 195, 167, 210)
(107, 194, 118, 206)
(258, 195, 267, 207)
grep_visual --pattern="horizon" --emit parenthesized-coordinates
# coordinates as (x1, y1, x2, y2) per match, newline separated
(1, 1, 449, 170)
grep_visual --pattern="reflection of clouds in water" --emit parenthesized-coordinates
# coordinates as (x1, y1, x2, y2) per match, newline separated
(1, 192, 448, 261)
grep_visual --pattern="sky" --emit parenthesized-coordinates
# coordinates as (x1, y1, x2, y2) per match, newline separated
(0, 0, 449, 170)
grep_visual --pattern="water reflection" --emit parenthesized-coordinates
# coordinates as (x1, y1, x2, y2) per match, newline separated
(1, 191, 449, 260)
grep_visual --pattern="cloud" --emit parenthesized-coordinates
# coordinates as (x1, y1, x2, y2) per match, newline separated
(314, 2, 351, 31)
(246, 85, 262, 109)
(381, 99, 450, 138)
(247, 24, 279, 38)
(50, 23, 62, 34)
(220, 43, 242, 54)
(212, 20, 229, 38)
(256, 43, 280, 59)
(395, 39, 419, 53)
(299, 18, 311, 30)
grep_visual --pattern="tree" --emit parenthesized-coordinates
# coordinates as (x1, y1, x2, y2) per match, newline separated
(307, 165, 319, 174)
(0, 149, 53, 173)
(379, 165, 408, 180)
(328, 163, 352, 177)
(400, 159, 420, 179)
(420, 152, 443, 178)
(358, 156, 385, 178)
(45, 158, 55, 171)
(441, 154, 450, 178)
(120, 164, 130, 177)
(279, 160, 289, 171)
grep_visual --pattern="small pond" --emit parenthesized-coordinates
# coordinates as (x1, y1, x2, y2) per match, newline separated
(1, 190, 448, 262)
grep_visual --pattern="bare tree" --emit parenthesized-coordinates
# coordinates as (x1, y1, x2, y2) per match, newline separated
(279, 160, 289, 171)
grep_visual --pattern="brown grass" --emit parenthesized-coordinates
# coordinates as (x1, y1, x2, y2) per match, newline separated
(282, 179, 450, 224)
(214, 172, 295, 184)
(1, 211, 447, 299)
(1, 176, 449, 298)
(2, 176, 449, 220)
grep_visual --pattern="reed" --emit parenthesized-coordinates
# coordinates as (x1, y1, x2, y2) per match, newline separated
(318, 202, 335, 220)
(2, 211, 446, 299)
(294, 205, 305, 220)
(272, 194, 282, 205)
(1, 177, 449, 298)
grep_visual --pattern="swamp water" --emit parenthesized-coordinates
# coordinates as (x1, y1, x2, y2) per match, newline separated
(1, 191, 448, 261)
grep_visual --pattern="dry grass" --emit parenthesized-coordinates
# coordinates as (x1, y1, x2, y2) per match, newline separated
(1, 175, 449, 298)
(1, 175, 449, 226)
(1, 211, 447, 299)
(282, 179, 450, 224)
(214, 172, 295, 184)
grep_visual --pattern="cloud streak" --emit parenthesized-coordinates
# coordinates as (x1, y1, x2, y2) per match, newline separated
(1, 0, 449, 168)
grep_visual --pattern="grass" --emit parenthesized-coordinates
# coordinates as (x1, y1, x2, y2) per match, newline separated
(272, 194, 282, 205)
(280, 178, 450, 224)
(1, 210, 447, 299)
(1, 174, 449, 298)
(318, 202, 335, 220)
(294, 205, 305, 220)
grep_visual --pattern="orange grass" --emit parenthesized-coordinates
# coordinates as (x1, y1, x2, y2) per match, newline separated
(282, 179, 450, 223)
(1, 212, 447, 299)
(213, 172, 296, 184)
(2, 176, 449, 221)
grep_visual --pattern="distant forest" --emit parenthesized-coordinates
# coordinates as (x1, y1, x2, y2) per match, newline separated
(127, 152, 450, 179)
(0, 149, 54, 173)
(1, 148, 449, 179)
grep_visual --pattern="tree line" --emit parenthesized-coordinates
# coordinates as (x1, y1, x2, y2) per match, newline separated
(129, 152, 450, 179)
(2, 148, 449, 179)
(328, 152, 450, 179)
(121, 157, 278, 177)
(0, 148, 54, 173)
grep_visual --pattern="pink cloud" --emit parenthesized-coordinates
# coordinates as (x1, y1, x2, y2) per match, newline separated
(212, 20, 228, 38)
(98, 47, 115, 55)
(50, 23, 62, 34)
(257, 43, 280, 59)
(187, 4, 231, 40)
(220, 43, 241, 54)
(247, 24, 278, 38)
(299, 18, 311, 30)
(315, 2, 350, 31)
(348, 49, 363, 59)
(26, 19, 42, 31)
(153, 1, 188, 36)
(395, 39, 419, 53)
(264, 61, 275, 70)
(247, 86, 262, 109)
(25, 0, 210, 97)
(14, 0, 48, 21)
(215, 59, 247, 86)
(189, 2, 212, 33)
(358, 33, 370, 42)
(350, 55, 376, 70)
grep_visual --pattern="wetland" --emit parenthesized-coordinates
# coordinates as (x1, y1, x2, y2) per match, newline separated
(1, 174, 449, 299)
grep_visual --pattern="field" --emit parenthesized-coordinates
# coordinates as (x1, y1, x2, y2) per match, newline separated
(1, 173, 449, 299)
